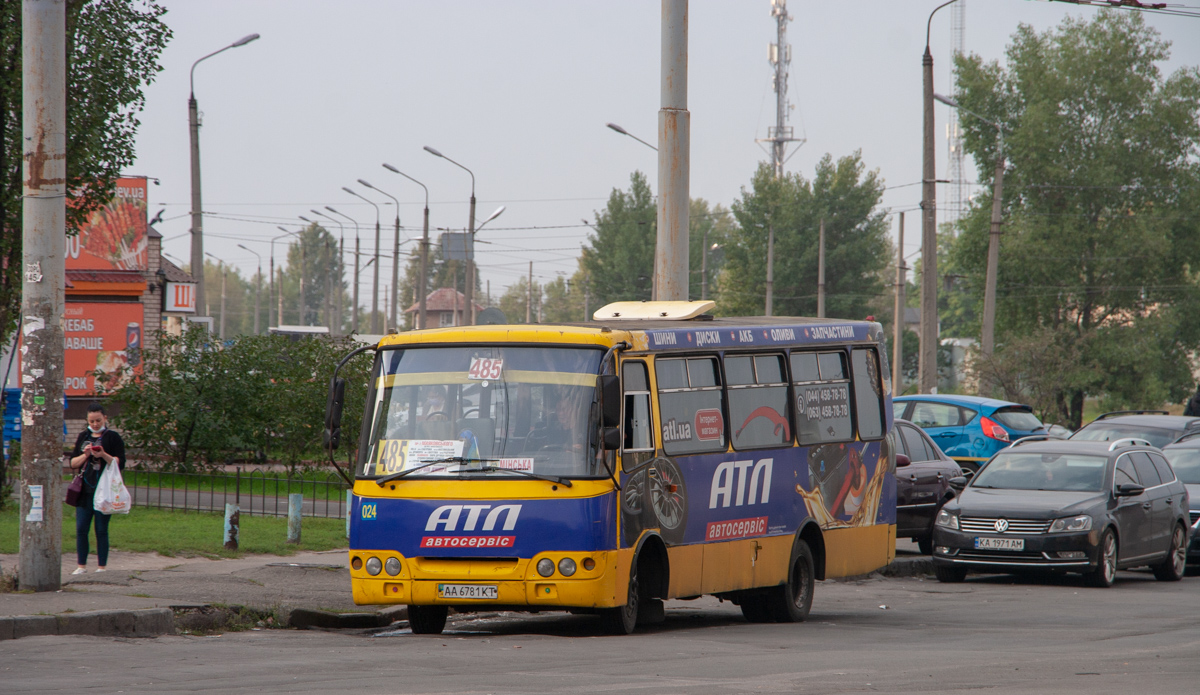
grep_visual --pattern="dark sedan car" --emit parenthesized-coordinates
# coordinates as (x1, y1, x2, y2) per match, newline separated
(1161, 433, 1200, 568)
(1070, 411, 1200, 448)
(892, 418, 962, 554)
(932, 437, 1190, 587)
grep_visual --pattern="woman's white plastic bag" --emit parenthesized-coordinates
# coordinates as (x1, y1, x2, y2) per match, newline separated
(93, 462, 132, 514)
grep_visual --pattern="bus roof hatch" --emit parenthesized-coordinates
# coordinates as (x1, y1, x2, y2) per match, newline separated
(592, 300, 716, 321)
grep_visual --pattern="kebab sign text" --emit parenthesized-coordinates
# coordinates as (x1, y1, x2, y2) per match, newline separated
(63, 303, 143, 396)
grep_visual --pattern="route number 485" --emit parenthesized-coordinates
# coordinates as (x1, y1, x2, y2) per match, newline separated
(467, 357, 503, 380)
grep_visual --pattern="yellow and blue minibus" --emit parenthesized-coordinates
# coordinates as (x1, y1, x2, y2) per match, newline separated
(325, 301, 897, 634)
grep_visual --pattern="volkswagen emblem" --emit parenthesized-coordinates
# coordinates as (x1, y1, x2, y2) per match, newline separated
(994, 518, 1009, 533)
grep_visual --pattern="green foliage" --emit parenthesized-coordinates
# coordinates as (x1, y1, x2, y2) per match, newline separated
(580, 171, 657, 306)
(951, 12, 1200, 427)
(98, 329, 372, 471)
(542, 273, 586, 323)
(718, 154, 890, 319)
(277, 223, 347, 329)
(689, 199, 735, 301)
(0, 504, 348, 557)
(498, 275, 542, 324)
(0, 0, 172, 346)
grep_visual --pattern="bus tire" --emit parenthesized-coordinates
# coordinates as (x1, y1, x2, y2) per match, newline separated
(601, 557, 640, 635)
(765, 539, 815, 623)
(408, 605, 448, 635)
(739, 593, 773, 623)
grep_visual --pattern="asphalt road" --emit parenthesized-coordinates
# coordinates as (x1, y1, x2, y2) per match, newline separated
(5, 568, 1198, 694)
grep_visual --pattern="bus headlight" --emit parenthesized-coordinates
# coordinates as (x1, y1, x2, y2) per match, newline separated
(365, 557, 382, 576)
(536, 558, 555, 577)
(384, 557, 402, 576)
(557, 558, 577, 577)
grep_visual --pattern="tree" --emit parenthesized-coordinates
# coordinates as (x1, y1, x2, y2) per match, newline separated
(542, 273, 585, 323)
(580, 171, 656, 307)
(0, 0, 172, 345)
(689, 199, 735, 301)
(950, 12, 1200, 426)
(278, 223, 345, 328)
(718, 154, 890, 319)
(498, 276, 542, 324)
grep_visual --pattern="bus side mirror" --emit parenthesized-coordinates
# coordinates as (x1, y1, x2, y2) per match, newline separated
(323, 377, 347, 451)
(600, 375, 620, 428)
(602, 427, 621, 450)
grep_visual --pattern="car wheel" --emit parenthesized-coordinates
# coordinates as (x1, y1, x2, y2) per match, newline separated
(934, 564, 967, 583)
(917, 535, 934, 556)
(764, 540, 815, 623)
(601, 557, 639, 635)
(407, 605, 448, 635)
(1152, 525, 1186, 582)
(1084, 529, 1117, 588)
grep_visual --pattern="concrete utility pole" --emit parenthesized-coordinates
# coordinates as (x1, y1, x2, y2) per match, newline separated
(423, 147, 477, 324)
(357, 179, 401, 332)
(188, 33, 259, 321)
(343, 187, 380, 332)
(764, 221, 775, 317)
(817, 219, 826, 318)
(325, 207, 359, 333)
(236, 244, 261, 334)
(526, 262, 533, 323)
(758, 0, 804, 179)
(654, 0, 690, 302)
(312, 210, 343, 335)
(919, 1, 957, 394)
(20, 0, 66, 593)
(892, 213, 906, 396)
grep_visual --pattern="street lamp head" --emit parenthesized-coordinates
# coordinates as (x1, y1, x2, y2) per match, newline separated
(325, 206, 341, 215)
(231, 33, 260, 48)
(277, 226, 290, 234)
(423, 145, 444, 158)
(237, 243, 250, 252)
(341, 187, 356, 196)
(382, 163, 400, 174)
(933, 93, 959, 108)
(481, 205, 505, 226)
(357, 179, 375, 190)
(298, 215, 311, 223)
(606, 123, 628, 135)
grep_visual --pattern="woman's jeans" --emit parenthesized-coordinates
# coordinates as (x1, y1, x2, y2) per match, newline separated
(75, 504, 111, 567)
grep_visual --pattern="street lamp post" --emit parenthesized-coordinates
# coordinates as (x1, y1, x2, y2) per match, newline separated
(935, 93, 1007, 384)
(358, 179, 401, 332)
(344, 187, 381, 333)
(424, 146, 478, 325)
(383, 164, 431, 330)
(326, 206, 361, 332)
(277, 225, 306, 325)
(236, 243, 262, 334)
(269, 228, 299, 329)
(312, 209, 343, 335)
(188, 33, 260, 321)
(204, 252, 228, 340)
(919, 0, 957, 394)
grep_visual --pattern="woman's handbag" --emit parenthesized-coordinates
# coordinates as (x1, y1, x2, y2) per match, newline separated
(64, 471, 85, 507)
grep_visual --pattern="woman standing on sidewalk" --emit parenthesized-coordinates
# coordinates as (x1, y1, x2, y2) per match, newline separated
(67, 403, 126, 575)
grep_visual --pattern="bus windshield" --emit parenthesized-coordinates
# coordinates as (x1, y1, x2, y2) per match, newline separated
(359, 346, 605, 480)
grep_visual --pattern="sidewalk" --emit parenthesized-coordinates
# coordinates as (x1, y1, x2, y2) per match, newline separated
(0, 542, 933, 640)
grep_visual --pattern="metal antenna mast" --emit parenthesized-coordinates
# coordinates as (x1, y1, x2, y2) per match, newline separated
(946, 0, 967, 232)
(757, 0, 803, 179)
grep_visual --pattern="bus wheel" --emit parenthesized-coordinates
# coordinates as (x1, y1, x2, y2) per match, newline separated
(739, 593, 773, 623)
(601, 559, 639, 635)
(408, 605, 448, 635)
(766, 540, 815, 623)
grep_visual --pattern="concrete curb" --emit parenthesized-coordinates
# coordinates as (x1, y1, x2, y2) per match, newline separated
(879, 557, 934, 578)
(0, 608, 175, 641)
(288, 605, 408, 630)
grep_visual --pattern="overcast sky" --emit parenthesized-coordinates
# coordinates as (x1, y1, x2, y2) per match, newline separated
(129, 0, 1200, 308)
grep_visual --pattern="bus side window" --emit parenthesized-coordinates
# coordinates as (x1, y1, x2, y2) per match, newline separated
(726, 353, 791, 449)
(791, 351, 853, 445)
(656, 356, 726, 455)
(622, 361, 653, 452)
(851, 348, 884, 440)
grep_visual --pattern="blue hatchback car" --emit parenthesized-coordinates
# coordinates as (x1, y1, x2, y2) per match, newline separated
(892, 395, 1048, 473)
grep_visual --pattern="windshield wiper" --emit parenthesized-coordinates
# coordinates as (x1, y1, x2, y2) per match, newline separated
(468, 465, 574, 488)
(375, 457, 487, 486)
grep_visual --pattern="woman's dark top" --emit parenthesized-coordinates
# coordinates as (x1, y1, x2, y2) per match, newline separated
(70, 428, 127, 504)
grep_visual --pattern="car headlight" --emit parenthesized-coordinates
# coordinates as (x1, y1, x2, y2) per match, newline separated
(536, 558, 555, 577)
(935, 509, 959, 530)
(1048, 515, 1092, 533)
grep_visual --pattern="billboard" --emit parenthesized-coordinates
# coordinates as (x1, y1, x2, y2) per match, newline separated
(62, 302, 144, 396)
(67, 177, 148, 271)
(165, 282, 197, 313)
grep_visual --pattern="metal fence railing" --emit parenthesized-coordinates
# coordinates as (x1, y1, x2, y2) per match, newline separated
(124, 468, 350, 519)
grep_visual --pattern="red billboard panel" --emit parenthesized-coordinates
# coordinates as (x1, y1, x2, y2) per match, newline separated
(63, 302, 144, 396)
(67, 177, 148, 271)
